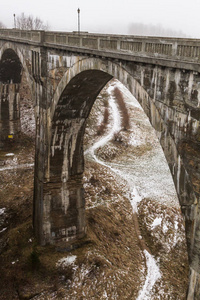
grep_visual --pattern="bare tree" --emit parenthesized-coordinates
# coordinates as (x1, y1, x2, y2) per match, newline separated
(16, 13, 49, 30)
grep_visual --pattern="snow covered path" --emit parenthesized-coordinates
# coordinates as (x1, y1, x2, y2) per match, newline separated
(85, 83, 161, 299)
(0, 163, 34, 172)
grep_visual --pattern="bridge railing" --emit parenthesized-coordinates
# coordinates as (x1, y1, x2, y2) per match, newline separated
(0, 29, 42, 42)
(1, 29, 200, 64)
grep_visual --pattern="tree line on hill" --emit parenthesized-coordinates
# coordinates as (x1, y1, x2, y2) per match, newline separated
(128, 22, 188, 37)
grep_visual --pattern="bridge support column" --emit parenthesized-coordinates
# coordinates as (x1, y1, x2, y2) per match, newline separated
(41, 175, 86, 247)
(186, 202, 200, 299)
(0, 83, 20, 148)
(34, 175, 86, 247)
(188, 264, 200, 299)
(33, 104, 87, 247)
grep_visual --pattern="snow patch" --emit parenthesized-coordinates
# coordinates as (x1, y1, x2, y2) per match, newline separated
(173, 221, 179, 247)
(129, 137, 143, 147)
(0, 208, 6, 216)
(136, 250, 161, 300)
(5, 153, 14, 157)
(103, 290, 108, 299)
(130, 187, 142, 213)
(151, 217, 162, 230)
(0, 227, 7, 233)
(56, 255, 77, 268)
(163, 223, 168, 234)
(0, 163, 34, 171)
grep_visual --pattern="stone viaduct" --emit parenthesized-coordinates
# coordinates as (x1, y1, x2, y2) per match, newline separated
(0, 29, 199, 298)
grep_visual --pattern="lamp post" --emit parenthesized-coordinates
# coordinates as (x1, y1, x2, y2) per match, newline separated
(13, 14, 16, 29)
(77, 8, 80, 34)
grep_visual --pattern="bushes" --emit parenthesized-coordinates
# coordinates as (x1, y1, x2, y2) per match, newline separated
(29, 248, 41, 270)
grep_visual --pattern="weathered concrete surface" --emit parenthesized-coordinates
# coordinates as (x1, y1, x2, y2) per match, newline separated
(0, 48, 22, 146)
(0, 30, 200, 298)
(0, 83, 21, 147)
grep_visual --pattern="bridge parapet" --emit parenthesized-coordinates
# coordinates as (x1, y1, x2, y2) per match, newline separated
(1, 29, 200, 68)
(0, 29, 42, 42)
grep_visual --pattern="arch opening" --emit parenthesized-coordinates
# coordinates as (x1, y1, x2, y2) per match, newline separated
(0, 48, 34, 148)
(0, 49, 22, 147)
(0, 49, 22, 84)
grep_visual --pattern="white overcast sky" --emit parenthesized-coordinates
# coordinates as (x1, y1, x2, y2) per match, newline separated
(1, 0, 200, 37)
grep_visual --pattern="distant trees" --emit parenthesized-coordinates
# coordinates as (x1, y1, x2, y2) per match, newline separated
(16, 13, 49, 30)
(128, 22, 187, 38)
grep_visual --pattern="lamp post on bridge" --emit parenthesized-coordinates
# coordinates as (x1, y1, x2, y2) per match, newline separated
(77, 8, 80, 34)
(13, 14, 16, 29)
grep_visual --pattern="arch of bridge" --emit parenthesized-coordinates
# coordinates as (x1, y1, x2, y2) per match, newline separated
(47, 60, 174, 213)
(0, 43, 34, 146)
(0, 42, 33, 95)
(50, 57, 143, 120)
(48, 58, 155, 186)
(48, 57, 193, 207)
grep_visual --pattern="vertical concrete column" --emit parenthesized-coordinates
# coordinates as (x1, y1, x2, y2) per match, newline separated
(172, 42, 178, 57)
(39, 117, 86, 247)
(186, 203, 200, 299)
(41, 172, 86, 247)
(34, 118, 87, 247)
(33, 105, 49, 245)
(0, 83, 21, 148)
(187, 267, 200, 299)
(33, 43, 49, 245)
(33, 45, 87, 248)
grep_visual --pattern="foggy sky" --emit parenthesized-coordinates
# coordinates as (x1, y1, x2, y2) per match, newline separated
(1, 0, 200, 38)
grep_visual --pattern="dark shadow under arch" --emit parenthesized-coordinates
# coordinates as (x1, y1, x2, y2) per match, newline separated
(50, 70, 112, 180)
(0, 48, 22, 83)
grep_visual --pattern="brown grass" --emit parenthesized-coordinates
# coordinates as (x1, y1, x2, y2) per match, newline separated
(137, 198, 189, 299)
(97, 106, 109, 135)
(113, 87, 130, 130)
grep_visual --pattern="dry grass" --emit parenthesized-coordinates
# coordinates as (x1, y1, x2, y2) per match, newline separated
(113, 86, 130, 130)
(138, 198, 189, 299)
(0, 158, 146, 299)
(97, 106, 109, 135)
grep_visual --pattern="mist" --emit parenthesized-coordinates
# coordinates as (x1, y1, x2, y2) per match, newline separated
(1, 0, 200, 38)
